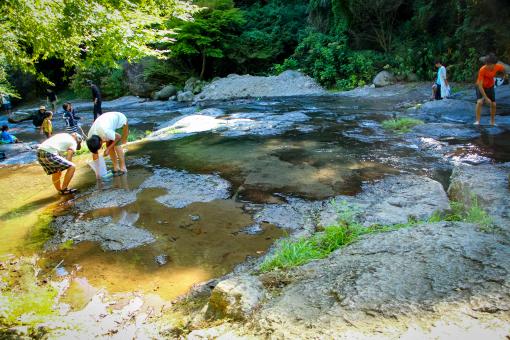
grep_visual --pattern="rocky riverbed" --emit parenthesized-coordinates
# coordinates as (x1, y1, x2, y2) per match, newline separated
(1, 77, 510, 339)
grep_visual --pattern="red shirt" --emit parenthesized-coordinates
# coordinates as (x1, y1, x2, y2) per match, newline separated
(477, 64, 505, 88)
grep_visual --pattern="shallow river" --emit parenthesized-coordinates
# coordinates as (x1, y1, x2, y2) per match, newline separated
(1, 93, 509, 303)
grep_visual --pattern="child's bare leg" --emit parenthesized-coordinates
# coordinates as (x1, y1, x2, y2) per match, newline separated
(115, 145, 127, 172)
(475, 99, 483, 123)
(52, 172, 62, 191)
(62, 166, 76, 189)
(490, 102, 497, 125)
(109, 145, 119, 172)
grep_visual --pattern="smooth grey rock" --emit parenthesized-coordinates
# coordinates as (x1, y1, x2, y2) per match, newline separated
(239, 224, 264, 235)
(184, 77, 199, 92)
(49, 215, 155, 251)
(154, 254, 169, 266)
(254, 222, 510, 338)
(448, 163, 510, 232)
(373, 70, 395, 87)
(177, 90, 194, 102)
(153, 85, 177, 100)
(140, 168, 231, 208)
(411, 123, 481, 140)
(206, 275, 265, 320)
(196, 72, 324, 101)
(255, 175, 449, 233)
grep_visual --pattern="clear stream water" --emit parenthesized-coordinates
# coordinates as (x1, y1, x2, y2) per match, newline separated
(1, 93, 509, 303)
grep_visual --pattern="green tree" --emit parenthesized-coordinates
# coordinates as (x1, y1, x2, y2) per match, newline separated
(168, 0, 245, 79)
(0, 0, 195, 97)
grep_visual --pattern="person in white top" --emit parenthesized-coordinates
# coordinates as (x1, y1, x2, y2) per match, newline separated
(86, 111, 129, 176)
(431, 59, 449, 100)
(37, 132, 82, 194)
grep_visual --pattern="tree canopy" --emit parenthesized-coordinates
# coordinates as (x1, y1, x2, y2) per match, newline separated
(0, 0, 195, 96)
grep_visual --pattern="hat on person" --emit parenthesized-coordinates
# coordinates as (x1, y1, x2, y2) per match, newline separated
(39, 105, 46, 110)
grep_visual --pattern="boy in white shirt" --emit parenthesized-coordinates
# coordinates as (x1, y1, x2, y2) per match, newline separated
(37, 133, 82, 194)
(86, 111, 129, 176)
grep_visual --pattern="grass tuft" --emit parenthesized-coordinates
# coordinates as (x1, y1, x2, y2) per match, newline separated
(381, 117, 424, 133)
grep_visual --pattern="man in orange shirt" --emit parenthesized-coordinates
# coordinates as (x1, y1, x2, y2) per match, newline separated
(475, 53, 507, 126)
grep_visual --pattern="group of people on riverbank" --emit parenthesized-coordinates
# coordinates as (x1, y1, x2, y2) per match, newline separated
(432, 53, 508, 126)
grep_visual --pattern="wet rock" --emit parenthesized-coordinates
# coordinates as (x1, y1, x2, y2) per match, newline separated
(448, 163, 510, 232)
(411, 123, 481, 140)
(49, 215, 155, 251)
(153, 85, 177, 100)
(177, 90, 194, 102)
(410, 99, 474, 123)
(239, 224, 263, 235)
(76, 188, 139, 212)
(198, 108, 225, 117)
(140, 168, 231, 208)
(255, 175, 449, 232)
(253, 222, 510, 338)
(373, 70, 395, 87)
(195, 71, 324, 101)
(187, 325, 244, 340)
(154, 254, 169, 266)
(206, 275, 265, 320)
(0, 143, 37, 165)
(190, 215, 200, 222)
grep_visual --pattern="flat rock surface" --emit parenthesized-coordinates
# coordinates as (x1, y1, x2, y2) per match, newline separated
(448, 163, 510, 232)
(140, 168, 231, 208)
(252, 222, 510, 338)
(48, 214, 155, 251)
(254, 174, 450, 233)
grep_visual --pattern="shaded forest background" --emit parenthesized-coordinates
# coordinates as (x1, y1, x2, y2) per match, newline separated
(3, 0, 510, 100)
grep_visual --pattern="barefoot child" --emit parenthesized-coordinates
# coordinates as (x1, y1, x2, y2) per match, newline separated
(86, 111, 129, 177)
(1, 125, 20, 143)
(41, 111, 53, 138)
(475, 53, 508, 126)
(37, 132, 82, 195)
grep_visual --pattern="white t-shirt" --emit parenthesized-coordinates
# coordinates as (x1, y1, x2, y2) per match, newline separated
(88, 111, 127, 141)
(38, 133, 77, 154)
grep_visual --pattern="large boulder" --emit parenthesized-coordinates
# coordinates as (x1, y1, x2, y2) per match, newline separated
(448, 163, 510, 232)
(177, 90, 194, 102)
(195, 71, 324, 101)
(153, 85, 177, 100)
(373, 70, 395, 87)
(206, 275, 265, 320)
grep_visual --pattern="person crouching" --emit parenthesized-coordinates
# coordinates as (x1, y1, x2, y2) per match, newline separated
(86, 111, 129, 177)
(37, 132, 82, 195)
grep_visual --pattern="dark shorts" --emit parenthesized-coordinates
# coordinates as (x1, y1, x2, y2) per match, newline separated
(37, 150, 74, 175)
(434, 84, 442, 100)
(3, 103, 11, 110)
(476, 86, 495, 102)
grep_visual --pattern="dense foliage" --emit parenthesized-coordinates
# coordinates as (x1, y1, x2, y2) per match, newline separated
(2, 0, 510, 98)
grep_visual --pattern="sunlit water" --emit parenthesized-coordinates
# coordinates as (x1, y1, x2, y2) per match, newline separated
(1, 94, 509, 303)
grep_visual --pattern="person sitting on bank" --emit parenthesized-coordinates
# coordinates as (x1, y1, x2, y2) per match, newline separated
(475, 53, 508, 126)
(11, 105, 47, 127)
(41, 111, 53, 138)
(62, 102, 81, 133)
(432, 60, 449, 100)
(86, 111, 129, 177)
(37, 132, 82, 195)
(1, 125, 20, 144)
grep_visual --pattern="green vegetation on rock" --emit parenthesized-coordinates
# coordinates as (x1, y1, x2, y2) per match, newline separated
(381, 117, 424, 133)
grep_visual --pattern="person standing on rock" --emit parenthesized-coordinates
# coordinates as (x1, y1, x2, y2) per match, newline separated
(37, 132, 82, 195)
(432, 60, 449, 100)
(46, 88, 58, 114)
(475, 53, 507, 126)
(88, 80, 102, 120)
(86, 111, 129, 177)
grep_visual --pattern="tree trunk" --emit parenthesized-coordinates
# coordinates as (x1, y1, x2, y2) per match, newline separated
(200, 50, 206, 80)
